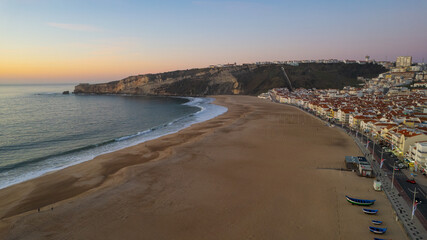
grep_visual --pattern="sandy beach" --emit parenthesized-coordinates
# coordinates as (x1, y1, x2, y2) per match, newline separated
(0, 95, 408, 240)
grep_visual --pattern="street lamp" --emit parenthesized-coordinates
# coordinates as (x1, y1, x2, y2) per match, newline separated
(391, 163, 396, 190)
(372, 140, 376, 162)
(409, 187, 418, 221)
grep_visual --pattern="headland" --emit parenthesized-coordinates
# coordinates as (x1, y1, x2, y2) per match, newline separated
(73, 63, 386, 96)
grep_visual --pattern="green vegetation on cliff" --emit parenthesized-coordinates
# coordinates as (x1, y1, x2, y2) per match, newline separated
(285, 63, 386, 90)
(74, 63, 386, 96)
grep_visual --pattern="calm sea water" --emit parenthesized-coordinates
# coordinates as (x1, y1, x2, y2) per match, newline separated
(0, 84, 227, 189)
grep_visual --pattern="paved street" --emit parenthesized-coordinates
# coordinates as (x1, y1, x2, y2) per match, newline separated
(345, 126, 427, 233)
(358, 130, 427, 222)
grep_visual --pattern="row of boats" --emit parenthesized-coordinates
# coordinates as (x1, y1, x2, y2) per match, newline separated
(346, 196, 388, 238)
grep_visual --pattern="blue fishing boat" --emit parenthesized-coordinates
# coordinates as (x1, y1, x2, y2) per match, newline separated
(345, 195, 375, 206)
(369, 226, 387, 234)
(372, 220, 382, 225)
(374, 238, 387, 240)
(363, 208, 378, 214)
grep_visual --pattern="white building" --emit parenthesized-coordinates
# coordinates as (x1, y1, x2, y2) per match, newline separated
(408, 141, 427, 172)
(396, 56, 412, 68)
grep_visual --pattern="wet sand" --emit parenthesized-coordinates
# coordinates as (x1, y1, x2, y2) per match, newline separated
(0, 95, 408, 239)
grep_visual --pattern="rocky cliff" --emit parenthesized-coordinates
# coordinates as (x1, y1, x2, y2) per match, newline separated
(74, 63, 386, 96)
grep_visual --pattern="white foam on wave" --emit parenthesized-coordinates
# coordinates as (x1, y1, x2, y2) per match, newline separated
(0, 97, 227, 190)
(115, 129, 152, 141)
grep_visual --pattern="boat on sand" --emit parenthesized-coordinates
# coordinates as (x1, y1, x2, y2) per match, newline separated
(369, 226, 387, 234)
(345, 195, 375, 206)
(363, 208, 378, 214)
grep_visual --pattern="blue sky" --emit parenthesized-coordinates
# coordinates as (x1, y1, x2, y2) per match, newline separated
(1, 0, 426, 83)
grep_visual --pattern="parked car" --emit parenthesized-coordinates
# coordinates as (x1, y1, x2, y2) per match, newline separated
(398, 163, 407, 169)
(406, 179, 416, 184)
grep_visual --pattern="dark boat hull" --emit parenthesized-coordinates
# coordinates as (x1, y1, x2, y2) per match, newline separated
(363, 208, 378, 214)
(345, 195, 375, 206)
(369, 226, 387, 234)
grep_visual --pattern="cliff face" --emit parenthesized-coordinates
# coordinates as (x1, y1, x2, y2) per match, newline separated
(74, 63, 386, 96)
(75, 67, 242, 96)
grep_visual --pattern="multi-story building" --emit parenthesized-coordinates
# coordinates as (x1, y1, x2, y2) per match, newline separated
(408, 142, 427, 172)
(396, 56, 412, 68)
(397, 130, 427, 156)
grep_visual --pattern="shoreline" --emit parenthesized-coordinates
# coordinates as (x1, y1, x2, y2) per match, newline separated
(0, 95, 409, 239)
(0, 96, 234, 219)
(0, 96, 227, 190)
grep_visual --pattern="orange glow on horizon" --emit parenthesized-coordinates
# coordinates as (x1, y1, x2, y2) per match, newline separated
(0, 55, 211, 83)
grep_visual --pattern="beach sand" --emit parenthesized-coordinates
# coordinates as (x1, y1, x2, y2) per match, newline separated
(0, 95, 408, 240)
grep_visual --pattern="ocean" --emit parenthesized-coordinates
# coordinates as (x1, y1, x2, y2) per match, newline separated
(0, 84, 227, 189)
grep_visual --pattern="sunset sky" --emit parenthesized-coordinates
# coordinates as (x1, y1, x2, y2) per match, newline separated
(1, 0, 426, 83)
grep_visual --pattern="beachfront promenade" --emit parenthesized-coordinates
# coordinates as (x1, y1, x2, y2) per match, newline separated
(283, 101, 427, 240)
(351, 132, 427, 240)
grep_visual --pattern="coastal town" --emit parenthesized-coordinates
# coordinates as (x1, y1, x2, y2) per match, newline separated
(259, 56, 427, 237)
(262, 56, 427, 175)
(3, 0, 427, 239)
(210, 55, 398, 69)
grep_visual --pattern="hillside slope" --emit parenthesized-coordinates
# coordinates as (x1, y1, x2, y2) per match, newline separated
(74, 63, 386, 96)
